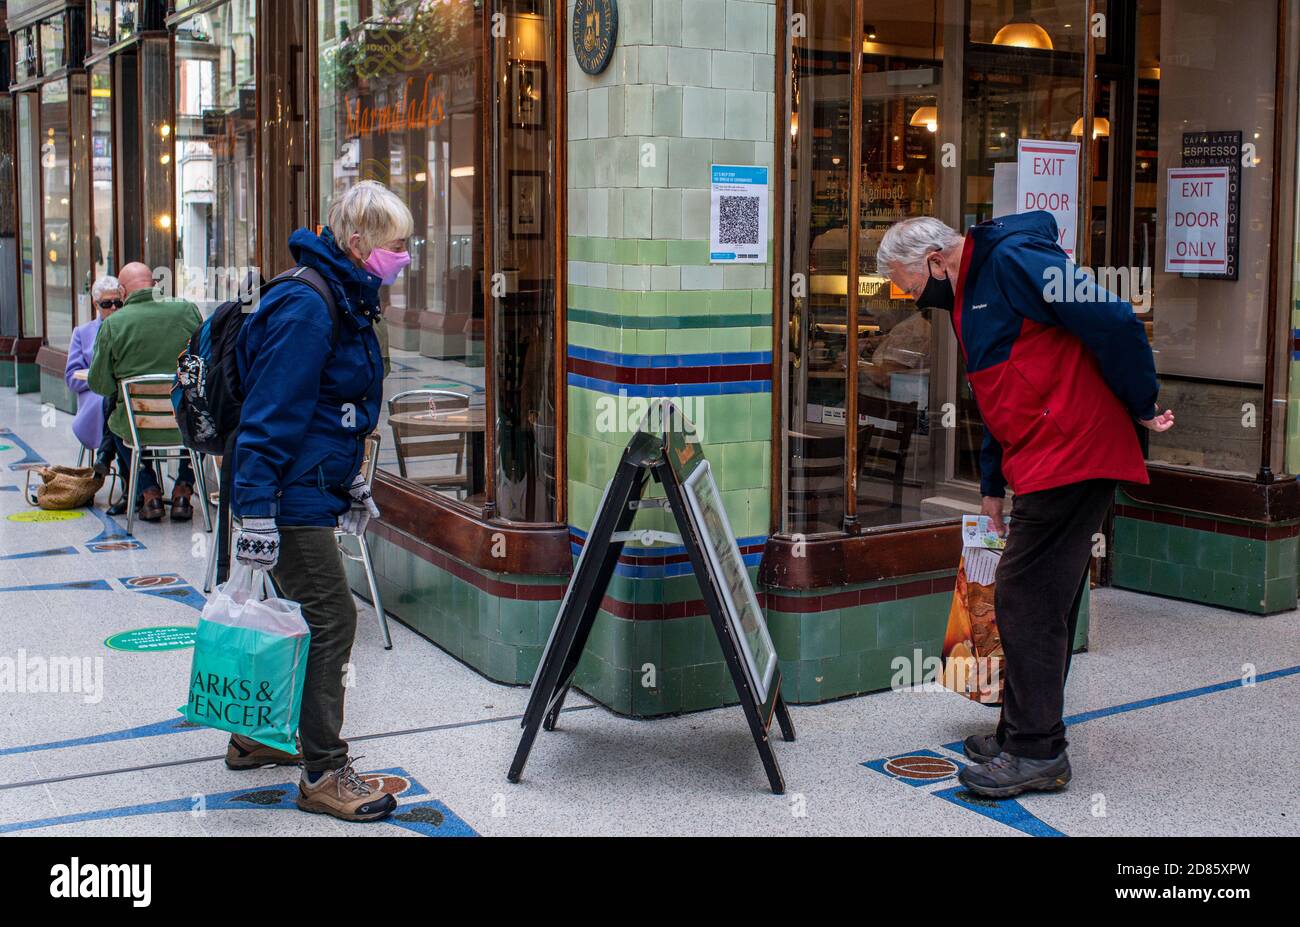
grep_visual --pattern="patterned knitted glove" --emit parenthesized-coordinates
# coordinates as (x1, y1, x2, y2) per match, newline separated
(346, 472, 380, 518)
(339, 472, 379, 536)
(234, 517, 280, 570)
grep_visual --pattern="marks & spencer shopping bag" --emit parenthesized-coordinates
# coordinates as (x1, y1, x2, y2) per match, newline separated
(181, 564, 310, 752)
(940, 515, 1006, 705)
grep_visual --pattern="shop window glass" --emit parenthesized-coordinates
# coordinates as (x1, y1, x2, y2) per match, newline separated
(141, 39, 174, 269)
(318, 0, 490, 509)
(0, 93, 15, 339)
(781, 1, 1092, 533)
(17, 93, 43, 338)
(785, 0, 851, 534)
(1131, 0, 1281, 475)
(489, 1, 558, 522)
(175, 1, 258, 308)
(119, 1, 139, 40)
(15, 29, 36, 83)
(39, 18, 65, 75)
(92, 0, 116, 47)
(70, 73, 92, 326)
(41, 79, 72, 348)
(92, 63, 115, 282)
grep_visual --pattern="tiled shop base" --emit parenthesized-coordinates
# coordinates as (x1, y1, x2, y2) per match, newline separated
(1111, 491, 1299, 614)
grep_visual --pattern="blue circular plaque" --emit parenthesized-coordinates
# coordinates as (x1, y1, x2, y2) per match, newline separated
(573, 0, 618, 76)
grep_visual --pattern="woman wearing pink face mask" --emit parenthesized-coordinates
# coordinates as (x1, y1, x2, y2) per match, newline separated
(227, 180, 413, 822)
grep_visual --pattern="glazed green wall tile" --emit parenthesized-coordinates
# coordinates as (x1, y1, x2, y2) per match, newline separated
(1112, 509, 1298, 614)
(344, 533, 567, 686)
(15, 362, 40, 393)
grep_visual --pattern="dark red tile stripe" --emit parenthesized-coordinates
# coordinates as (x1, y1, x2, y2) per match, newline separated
(1114, 503, 1300, 541)
(567, 356, 770, 386)
(369, 521, 565, 601)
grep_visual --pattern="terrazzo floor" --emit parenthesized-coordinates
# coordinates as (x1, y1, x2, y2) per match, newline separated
(1, 383, 1297, 837)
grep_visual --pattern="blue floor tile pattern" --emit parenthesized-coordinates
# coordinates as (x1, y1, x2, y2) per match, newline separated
(0, 767, 477, 837)
(865, 663, 1300, 837)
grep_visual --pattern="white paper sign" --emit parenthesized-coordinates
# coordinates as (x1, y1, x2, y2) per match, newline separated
(1016, 139, 1080, 259)
(709, 164, 768, 264)
(1164, 166, 1230, 274)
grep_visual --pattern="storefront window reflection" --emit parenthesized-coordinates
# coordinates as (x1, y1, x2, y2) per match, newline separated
(40, 79, 72, 348)
(318, 0, 491, 509)
(17, 93, 42, 338)
(783, 1, 1094, 533)
(175, 1, 258, 307)
(489, 1, 558, 522)
(92, 1, 115, 46)
(91, 63, 115, 282)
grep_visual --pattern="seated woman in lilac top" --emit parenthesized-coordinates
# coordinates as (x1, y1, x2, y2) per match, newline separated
(65, 276, 125, 460)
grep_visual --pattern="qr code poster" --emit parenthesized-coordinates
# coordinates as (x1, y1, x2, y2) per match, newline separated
(709, 165, 769, 264)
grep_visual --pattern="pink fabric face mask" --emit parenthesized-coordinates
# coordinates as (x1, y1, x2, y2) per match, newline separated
(362, 247, 411, 286)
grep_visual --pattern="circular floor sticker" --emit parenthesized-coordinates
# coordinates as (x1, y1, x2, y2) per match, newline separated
(105, 625, 197, 652)
(7, 510, 86, 523)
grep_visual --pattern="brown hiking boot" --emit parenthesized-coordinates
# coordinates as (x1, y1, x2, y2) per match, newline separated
(296, 758, 397, 822)
(225, 733, 302, 770)
(139, 488, 165, 522)
(170, 484, 195, 521)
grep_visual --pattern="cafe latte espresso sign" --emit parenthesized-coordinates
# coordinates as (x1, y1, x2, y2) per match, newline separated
(573, 0, 617, 76)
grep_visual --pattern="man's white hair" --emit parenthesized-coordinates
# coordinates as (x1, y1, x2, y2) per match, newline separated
(328, 180, 415, 256)
(876, 217, 964, 276)
(91, 275, 123, 301)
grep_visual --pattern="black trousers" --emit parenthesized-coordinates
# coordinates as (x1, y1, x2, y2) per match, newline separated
(994, 478, 1116, 759)
(270, 526, 357, 773)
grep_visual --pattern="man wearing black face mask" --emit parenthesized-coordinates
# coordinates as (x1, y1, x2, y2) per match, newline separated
(877, 214, 1175, 799)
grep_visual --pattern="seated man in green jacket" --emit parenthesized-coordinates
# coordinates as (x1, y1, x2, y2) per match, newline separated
(88, 262, 203, 522)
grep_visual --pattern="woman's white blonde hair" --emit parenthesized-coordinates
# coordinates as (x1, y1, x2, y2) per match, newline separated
(328, 180, 415, 256)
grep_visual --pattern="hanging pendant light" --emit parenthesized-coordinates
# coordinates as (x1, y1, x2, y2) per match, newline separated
(993, 4, 1053, 51)
(909, 106, 939, 132)
(1070, 116, 1111, 139)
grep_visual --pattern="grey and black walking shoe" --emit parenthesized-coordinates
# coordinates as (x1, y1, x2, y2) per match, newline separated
(958, 751, 1071, 798)
(962, 732, 1003, 764)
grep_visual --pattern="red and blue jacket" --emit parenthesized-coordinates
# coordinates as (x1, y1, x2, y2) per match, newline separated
(953, 211, 1157, 497)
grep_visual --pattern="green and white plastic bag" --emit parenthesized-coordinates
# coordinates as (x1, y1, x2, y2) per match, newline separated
(181, 564, 310, 753)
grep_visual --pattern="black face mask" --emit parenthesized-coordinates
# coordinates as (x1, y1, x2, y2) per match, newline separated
(914, 262, 954, 312)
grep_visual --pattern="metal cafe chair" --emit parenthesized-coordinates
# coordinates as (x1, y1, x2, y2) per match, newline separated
(335, 432, 393, 650)
(386, 388, 471, 497)
(119, 374, 213, 536)
(202, 456, 224, 594)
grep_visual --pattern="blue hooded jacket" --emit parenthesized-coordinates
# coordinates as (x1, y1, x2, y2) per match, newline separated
(232, 227, 385, 527)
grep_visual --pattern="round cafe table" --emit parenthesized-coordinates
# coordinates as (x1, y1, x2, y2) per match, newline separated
(387, 407, 486, 497)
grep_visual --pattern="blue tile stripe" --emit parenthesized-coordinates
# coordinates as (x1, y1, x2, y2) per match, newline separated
(568, 344, 772, 369)
(0, 767, 477, 837)
(938, 663, 1300, 753)
(0, 717, 200, 757)
(568, 373, 771, 397)
(870, 662, 1300, 837)
(569, 525, 766, 578)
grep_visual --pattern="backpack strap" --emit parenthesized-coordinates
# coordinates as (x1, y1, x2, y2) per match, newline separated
(260, 266, 343, 348)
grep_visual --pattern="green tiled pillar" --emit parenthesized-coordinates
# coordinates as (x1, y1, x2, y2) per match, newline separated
(564, 0, 777, 715)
